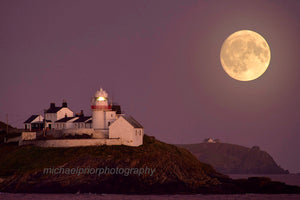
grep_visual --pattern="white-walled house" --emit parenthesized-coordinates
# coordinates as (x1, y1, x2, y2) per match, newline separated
(45, 101, 74, 129)
(109, 115, 144, 147)
(24, 115, 44, 131)
(55, 117, 78, 130)
(73, 116, 92, 129)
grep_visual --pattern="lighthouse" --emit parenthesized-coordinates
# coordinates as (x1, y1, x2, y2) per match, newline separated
(91, 88, 116, 138)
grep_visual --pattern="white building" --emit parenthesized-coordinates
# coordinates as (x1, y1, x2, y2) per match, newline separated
(109, 115, 143, 146)
(73, 116, 92, 129)
(45, 101, 74, 129)
(22, 88, 144, 147)
(24, 115, 44, 131)
(55, 117, 79, 130)
(203, 138, 220, 143)
(90, 88, 144, 146)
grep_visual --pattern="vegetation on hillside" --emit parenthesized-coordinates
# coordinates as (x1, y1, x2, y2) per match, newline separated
(0, 135, 226, 193)
(0, 135, 299, 194)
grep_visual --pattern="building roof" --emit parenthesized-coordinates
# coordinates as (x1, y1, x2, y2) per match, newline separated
(122, 115, 143, 128)
(86, 119, 92, 124)
(73, 116, 92, 123)
(55, 117, 77, 123)
(45, 106, 63, 113)
(45, 102, 69, 113)
(24, 115, 40, 123)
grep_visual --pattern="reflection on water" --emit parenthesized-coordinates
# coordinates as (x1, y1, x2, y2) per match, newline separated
(1, 193, 300, 200)
(1, 174, 300, 200)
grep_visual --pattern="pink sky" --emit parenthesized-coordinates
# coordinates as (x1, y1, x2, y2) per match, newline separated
(0, 0, 300, 172)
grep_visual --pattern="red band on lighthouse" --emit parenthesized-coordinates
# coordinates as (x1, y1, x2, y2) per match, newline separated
(91, 105, 111, 110)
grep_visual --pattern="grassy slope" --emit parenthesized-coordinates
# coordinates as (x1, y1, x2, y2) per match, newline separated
(0, 135, 225, 193)
(0, 136, 298, 194)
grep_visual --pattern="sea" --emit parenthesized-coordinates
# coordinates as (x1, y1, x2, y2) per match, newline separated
(1, 174, 300, 200)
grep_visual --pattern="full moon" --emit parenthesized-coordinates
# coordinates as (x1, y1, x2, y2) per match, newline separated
(220, 30, 271, 81)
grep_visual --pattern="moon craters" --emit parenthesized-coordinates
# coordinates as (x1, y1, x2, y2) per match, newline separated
(220, 30, 271, 81)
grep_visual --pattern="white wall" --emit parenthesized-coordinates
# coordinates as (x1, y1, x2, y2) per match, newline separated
(132, 128, 144, 147)
(55, 117, 78, 130)
(20, 138, 122, 147)
(74, 121, 92, 129)
(45, 113, 57, 127)
(57, 108, 74, 120)
(21, 132, 36, 140)
(105, 111, 116, 128)
(32, 115, 44, 123)
(92, 110, 105, 129)
(109, 117, 143, 147)
(62, 128, 95, 135)
(46, 108, 74, 125)
(92, 110, 117, 129)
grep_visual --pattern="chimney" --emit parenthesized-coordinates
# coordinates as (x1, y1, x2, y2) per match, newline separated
(62, 100, 67, 107)
(50, 103, 55, 109)
(75, 110, 84, 117)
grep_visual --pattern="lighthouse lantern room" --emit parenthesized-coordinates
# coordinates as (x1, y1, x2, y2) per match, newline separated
(91, 88, 116, 138)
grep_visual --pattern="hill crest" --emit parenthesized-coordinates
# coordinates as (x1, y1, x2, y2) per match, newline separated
(177, 142, 288, 174)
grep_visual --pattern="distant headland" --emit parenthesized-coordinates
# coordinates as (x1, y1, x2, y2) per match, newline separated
(177, 139, 288, 174)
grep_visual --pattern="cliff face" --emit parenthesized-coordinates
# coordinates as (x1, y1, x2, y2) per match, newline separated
(177, 143, 288, 174)
(0, 136, 298, 194)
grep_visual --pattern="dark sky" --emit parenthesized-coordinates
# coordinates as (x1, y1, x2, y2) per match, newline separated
(1, 0, 300, 172)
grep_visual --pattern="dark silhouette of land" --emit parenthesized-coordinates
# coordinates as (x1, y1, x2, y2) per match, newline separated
(177, 142, 288, 174)
(0, 134, 299, 194)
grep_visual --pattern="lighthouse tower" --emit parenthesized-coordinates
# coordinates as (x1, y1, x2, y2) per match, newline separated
(91, 88, 116, 138)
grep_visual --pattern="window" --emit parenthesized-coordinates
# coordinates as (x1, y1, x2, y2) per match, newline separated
(108, 122, 111, 126)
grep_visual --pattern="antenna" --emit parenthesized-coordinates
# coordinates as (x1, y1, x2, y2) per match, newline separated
(111, 91, 113, 107)
(44, 109, 47, 136)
